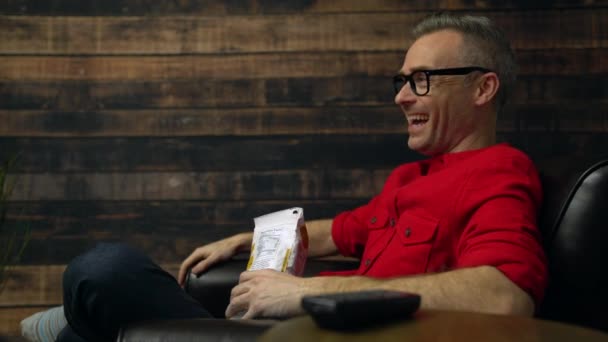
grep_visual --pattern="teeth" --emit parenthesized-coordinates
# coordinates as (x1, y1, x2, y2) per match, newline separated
(408, 114, 429, 124)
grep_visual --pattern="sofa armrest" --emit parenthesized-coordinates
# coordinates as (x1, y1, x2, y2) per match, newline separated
(117, 318, 277, 342)
(185, 254, 359, 318)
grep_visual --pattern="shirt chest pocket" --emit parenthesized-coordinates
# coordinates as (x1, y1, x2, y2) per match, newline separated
(361, 210, 440, 277)
(397, 212, 438, 246)
(385, 212, 439, 275)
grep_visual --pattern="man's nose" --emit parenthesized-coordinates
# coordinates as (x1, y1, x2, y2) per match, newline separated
(394, 83, 416, 106)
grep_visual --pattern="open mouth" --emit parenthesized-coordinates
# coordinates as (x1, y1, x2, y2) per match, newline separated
(408, 114, 429, 127)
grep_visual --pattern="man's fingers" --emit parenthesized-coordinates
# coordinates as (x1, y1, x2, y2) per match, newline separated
(226, 295, 249, 318)
(241, 308, 256, 320)
(238, 269, 268, 282)
(178, 258, 196, 286)
(178, 249, 209, 286)
(230, 282, 251, 300)
(192, 253, 222, 275)
(177, 270, 186, 288)
(182, 249, 206, 271)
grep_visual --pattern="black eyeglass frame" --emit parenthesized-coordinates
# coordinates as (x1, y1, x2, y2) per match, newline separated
(392, 66, 493, 96)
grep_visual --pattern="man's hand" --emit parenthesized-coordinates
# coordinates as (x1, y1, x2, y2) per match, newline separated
(226, 269, 319, 319)
(177, 233, 252, 287)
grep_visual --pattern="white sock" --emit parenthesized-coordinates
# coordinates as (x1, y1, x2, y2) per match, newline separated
(20, 306, 67, 342)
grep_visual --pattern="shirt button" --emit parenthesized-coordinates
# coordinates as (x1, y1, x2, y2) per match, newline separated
(370, 217, 377, 224)
(405, 227, 411, 237)
(365, 259, 371, 266)
(389, 218, 396, 227)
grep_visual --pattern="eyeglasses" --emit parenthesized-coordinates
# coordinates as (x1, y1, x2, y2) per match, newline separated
(392, 67, 492, 96)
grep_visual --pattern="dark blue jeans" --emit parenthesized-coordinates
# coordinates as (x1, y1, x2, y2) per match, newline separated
(57, 243, 211, 342)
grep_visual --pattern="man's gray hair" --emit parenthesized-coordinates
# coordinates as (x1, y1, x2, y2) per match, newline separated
(412, 13, 517, 112)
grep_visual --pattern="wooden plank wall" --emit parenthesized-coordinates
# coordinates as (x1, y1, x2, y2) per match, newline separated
(0, 0, 606, 336)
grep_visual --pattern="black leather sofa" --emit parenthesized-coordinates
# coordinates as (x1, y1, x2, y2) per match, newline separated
(117, 155, 608, 341)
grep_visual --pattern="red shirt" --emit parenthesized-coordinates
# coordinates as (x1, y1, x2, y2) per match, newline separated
(325, 143, 548, 305)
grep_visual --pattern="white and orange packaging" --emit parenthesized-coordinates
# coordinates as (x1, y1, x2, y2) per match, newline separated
(246, 207, 309, 276)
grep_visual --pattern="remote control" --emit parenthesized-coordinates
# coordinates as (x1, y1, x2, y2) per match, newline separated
(301, 290, 421, 331)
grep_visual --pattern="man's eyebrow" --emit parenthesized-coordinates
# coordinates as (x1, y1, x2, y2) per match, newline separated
(397, 66, 432, 75)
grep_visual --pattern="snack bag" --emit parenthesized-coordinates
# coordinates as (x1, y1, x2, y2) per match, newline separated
(246, 207, 308, 276)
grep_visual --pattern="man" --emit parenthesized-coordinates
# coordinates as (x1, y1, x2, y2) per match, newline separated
(58, 13, 547, 341)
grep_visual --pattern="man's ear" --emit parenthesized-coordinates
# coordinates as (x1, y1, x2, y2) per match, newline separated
(473, 72, 499, 107)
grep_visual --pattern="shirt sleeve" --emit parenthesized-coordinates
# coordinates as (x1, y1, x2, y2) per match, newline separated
(455, 155, 548, 306)
(331, 198, 376, 258)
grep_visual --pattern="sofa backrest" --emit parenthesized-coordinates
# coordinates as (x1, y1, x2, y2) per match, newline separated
(536, 156, 608, 331)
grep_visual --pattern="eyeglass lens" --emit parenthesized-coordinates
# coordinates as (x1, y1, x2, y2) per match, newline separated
(394, 71, 429, 96)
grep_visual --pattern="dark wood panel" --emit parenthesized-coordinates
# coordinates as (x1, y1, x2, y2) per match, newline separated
(0, 79, 268, 110)
(2, 76, 606, 110)
(14, 233, 315, 264)
(4, 200, 367, 237)
(0, 135, 417, 172)
(498, 132, 608, 162)
(514, 49, 608, 75)
(0, 265, 65, 306)
(0, 264, 179, 306)
(1, 11, 606, 54)
(0, 77, 393, 110)
(16, 234, 215, 264)
(0, 14, 418, 54)
(0, 106, 407, 137)
(7, 169, 392, 201)
(512, 76, 608, 103)
(0, 52, 403, 81)
(6, 200, 367, 264)
(511, 104, 608, 133)
(236, 0, 608, 12)
(0, 102, 604, 138)
(2, 49, 606, 81)
(0, 0, 254, 15)
(0, 306, 57, 336)
(2, 0, 606, 16)
(496, 9, 608, 50)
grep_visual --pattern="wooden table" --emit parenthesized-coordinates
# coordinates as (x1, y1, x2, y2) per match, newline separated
(260, 310, 608, 342)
